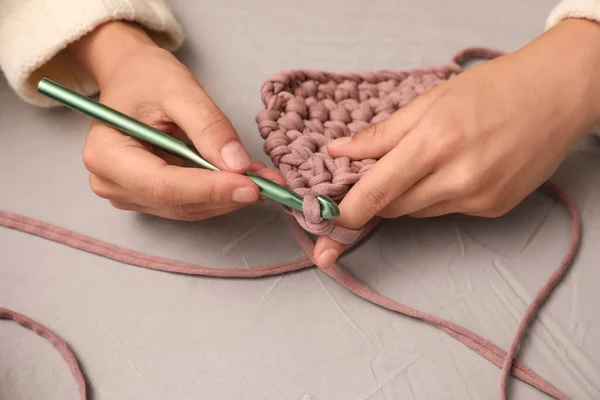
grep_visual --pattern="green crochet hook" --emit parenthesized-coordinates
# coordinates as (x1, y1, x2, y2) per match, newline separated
(37, 78, 339, 220)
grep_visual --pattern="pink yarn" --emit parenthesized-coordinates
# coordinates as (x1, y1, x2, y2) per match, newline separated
(256, 47, 505, 242)
(0, 48, 579, 400)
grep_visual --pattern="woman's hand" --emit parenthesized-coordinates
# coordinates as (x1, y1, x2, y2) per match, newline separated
(68, 21, 282, 221)
(314, 18, 600, 268)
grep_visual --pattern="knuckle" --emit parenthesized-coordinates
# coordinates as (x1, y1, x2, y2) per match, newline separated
(359, 184, 391, 215)
(131, 103, 168, 127)
(148, 175, 172, 206)
(182, 213, 204, 222)
(206, 184, 229, 204)
(364, 118, 386, 139)
(88, 175, 110, 199)
(200, 179, 229, 205)
(198, 112, 231, 136)
(451, 162, 483, 196)
(172, 203, 200, 216)
(109, 200, 131, 211)
(378, 208, 398, 219)
(455, 172, 481, 196)
(172, 209, 203, 222)
(378, 202, 402, 219)
(81, 146, 99, 174)
(482, 199, 512, 218)
(424, 120, 467, 163)
(204, 186, 220, 204)
(465, 193, 501, 214)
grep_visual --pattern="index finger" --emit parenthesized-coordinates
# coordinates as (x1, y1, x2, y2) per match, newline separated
(335, 129, 434, 229)
(162, 79, 253, 173)
(87, 126, 260, 206)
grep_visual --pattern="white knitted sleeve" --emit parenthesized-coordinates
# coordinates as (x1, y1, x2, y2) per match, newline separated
(546, 0, 600, 135)
(0, 0, 184, 107)
(547, 0, 600, 29)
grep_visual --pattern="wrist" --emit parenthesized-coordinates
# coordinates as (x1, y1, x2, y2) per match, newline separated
(526, 18, 600, 129)
(68, 21, 157, 89)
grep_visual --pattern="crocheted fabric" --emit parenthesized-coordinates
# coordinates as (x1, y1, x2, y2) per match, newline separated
(256, 47, 504, 242)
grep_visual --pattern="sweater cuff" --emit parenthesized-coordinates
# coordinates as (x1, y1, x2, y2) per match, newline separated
(0, 0, 184, 107)
(546, 0, 600, 29)
(546, 0, 600, 135)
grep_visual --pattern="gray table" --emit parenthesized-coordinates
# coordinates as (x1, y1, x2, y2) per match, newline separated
(1, 1, 599, 399)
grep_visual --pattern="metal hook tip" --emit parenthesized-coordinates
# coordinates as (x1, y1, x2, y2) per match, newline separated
(317, 195, 340, 220)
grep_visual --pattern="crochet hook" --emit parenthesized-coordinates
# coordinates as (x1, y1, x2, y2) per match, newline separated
(37, 78, 340, 220)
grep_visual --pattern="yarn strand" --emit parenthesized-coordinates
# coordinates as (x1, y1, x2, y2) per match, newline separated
(0, 179, 579, 399)
(0, 48, 580, 399)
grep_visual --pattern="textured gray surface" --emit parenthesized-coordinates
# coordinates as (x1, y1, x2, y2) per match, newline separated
(1, 0, 599, 399)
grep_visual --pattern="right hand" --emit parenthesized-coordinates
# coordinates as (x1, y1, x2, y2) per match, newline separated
(69, 21, 283, 221)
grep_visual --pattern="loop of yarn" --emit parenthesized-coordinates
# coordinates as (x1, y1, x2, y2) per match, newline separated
(287, 191, 363, 244)
(256, 55, 465, 238)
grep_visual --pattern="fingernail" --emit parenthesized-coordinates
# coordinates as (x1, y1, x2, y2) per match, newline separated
(317, 249, 340, 269)
(232, 187, 259, 203)
(328, 137, 351, 148)
(221, 141, 251, 170)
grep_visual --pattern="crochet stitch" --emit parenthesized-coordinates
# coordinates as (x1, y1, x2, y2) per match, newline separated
(0, 48, 581, 400)
(256, 47, 505, 242)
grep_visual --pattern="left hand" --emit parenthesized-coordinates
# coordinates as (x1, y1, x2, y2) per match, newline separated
(313, 18, 600, 268)
(68, 21, 283, 222)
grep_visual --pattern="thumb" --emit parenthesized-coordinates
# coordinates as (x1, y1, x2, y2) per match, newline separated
(314, 235, 346, 270)
(163, 83, 252, 172)
(326, 89, 437, 160)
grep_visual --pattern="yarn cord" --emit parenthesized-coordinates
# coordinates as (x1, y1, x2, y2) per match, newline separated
(0, 47, 580, 399)
(0, 180, 579, 399)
